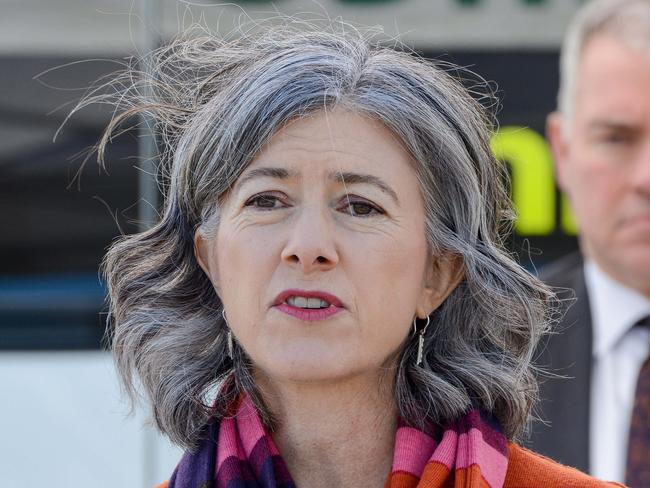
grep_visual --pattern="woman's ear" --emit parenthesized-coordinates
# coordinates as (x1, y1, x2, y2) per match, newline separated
(194, 228, 217, 287)
(415, 253, 464, 319)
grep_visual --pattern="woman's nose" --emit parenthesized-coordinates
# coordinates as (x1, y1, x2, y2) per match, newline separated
(280, 205, 339, 274)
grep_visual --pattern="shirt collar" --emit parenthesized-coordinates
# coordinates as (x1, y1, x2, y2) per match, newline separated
(584, 260, 650, 358)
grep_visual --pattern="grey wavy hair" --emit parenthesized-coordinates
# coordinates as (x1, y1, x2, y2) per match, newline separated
(80, 21, 552, 450)
(559, 0, 650, 122)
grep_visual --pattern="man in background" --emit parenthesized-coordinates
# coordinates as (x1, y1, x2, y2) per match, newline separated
(530, 0, 650, 484)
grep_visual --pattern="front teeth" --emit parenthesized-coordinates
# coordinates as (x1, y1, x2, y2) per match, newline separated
(287, 296, 330, 309)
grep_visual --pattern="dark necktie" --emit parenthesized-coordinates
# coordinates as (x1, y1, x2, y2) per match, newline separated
(626, 316, 650, 487)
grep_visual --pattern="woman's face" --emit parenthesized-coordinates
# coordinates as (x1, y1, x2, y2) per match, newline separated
(196, 108, 460, 384)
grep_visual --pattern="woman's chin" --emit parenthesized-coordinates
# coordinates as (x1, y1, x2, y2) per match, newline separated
(254, 352, 367, 384)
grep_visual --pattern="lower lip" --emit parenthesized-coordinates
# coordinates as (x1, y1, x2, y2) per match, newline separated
(275, 303, 344, 321)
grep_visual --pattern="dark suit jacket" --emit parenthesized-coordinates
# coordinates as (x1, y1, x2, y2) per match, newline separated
(528, 252, 593, 473)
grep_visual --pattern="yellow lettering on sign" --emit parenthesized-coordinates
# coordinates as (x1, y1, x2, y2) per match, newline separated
(560, 193, 579, 235)
(490, 126, 556, 235)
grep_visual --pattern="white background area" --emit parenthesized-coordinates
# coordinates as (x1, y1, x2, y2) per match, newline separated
(0, 352, 182, 487)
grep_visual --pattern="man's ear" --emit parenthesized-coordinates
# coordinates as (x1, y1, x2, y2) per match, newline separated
(415, 253, 464, 319)
(546, 111, 570, 192)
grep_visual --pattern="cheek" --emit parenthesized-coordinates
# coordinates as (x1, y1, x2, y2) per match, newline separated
(567, 152, 623, 222)
(589, 176, 622, 210)
(349, 232, 428, 341)
(215, 227, 279, 325)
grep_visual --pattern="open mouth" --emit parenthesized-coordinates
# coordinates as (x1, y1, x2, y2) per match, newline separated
(285, 296, 331, 309)
(273, 289, 344, 321)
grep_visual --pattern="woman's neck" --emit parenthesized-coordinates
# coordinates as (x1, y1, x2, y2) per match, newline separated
(256, 372, 398, 488)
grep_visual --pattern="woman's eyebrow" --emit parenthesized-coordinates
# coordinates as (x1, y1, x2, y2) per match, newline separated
(330, 171, 399, 205)
(235, 166, 299, 191)
(235, 166, 399, 204)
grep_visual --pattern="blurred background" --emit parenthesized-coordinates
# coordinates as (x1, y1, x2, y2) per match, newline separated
(1, 0, 584, 486)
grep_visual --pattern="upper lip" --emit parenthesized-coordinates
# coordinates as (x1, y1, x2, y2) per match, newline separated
(273, 289, 345, 308)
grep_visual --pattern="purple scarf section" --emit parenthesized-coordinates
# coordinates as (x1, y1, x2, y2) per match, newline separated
(167, 418, 220, 488)
(167, 398, 297, 488)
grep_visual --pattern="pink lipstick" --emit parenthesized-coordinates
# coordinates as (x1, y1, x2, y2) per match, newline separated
(272, 289, 345, 321)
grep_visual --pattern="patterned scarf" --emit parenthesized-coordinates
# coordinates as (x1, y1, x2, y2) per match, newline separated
(166, 394, 509, 488)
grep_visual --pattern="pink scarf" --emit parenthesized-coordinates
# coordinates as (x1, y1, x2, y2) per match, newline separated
(211, 395, 508, 488)
(162, 393, 622, 488)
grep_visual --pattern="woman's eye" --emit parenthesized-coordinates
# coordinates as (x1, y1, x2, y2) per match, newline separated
(342, 200, 383, 217)
(244, 193, 382, 217)
(244, 194, 286, 210)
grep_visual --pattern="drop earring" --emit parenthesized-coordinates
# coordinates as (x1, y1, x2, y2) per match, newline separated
(222, 309, 233, 359)
(414, 315, 431, 366)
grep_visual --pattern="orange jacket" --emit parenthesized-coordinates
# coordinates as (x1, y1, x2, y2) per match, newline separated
(155, 442, 625, 488)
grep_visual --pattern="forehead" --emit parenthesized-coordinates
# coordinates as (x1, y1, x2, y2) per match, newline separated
(575, 35, 650, 119)
(250, 108, 414, 176)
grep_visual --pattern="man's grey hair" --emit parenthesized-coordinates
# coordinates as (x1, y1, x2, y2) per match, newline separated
(78, 20, 552, 450)
(558, 0, 650, 121)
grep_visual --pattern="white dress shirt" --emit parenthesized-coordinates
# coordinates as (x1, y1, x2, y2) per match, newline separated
(584, 260, 650, 482)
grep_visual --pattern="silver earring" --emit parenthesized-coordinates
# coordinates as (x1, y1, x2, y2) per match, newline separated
(414, 315, 431, 367)
(222, 309, 233, 359)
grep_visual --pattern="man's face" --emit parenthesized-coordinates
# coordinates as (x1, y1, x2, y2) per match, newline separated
(549, 35, 650, 296)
